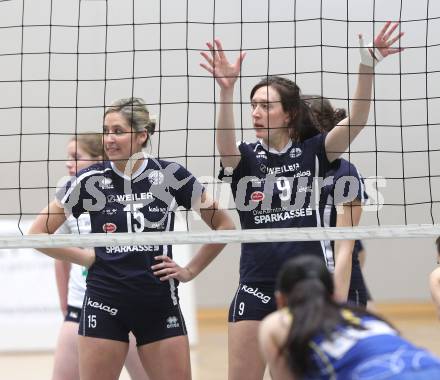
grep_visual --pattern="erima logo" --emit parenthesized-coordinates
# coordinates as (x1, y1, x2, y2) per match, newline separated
(166, 316, 180, 329)
(256, 151, 267, 159)
(100, 177, 114, 189)
(102, 208, 118, 216)
(87, 299, 118, 316)
(69, 311, 78, 319)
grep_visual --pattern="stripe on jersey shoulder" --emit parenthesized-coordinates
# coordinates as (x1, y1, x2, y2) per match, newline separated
(314, 156, 334, 269)
(164, 197, 178, 305)
(322, 194, 335, 271)
(237, 140, 255, 149)
(61, 167, 112, 205)
(353, 165, 368, 205)
(309, 341, 337, 379)
(163, 198, 177, 259)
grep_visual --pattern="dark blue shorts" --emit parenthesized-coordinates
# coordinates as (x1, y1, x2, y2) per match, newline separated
(79, 291, 187, 346)
(65, 305, 82, 323)
(348, 262, 368, 307)
(228, 282, 276, 322)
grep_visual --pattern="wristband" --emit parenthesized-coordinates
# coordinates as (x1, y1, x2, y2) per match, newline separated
(359, 35, 384, 67)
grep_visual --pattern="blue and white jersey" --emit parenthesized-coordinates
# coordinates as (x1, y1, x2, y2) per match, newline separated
(219, 133, 331, 283)
(57, 155, 204, 305)
(319, 159, 368, 271)
(307, 312, 440, 380)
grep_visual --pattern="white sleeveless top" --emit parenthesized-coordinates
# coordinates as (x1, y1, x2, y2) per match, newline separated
(55, 214, 90, 308)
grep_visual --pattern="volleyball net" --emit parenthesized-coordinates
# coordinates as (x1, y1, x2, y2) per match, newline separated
(1, 0, 440, 249)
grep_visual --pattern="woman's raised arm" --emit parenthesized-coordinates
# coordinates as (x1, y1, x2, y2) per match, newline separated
(325, 22, 404, 162)
(200, 39, 246, 170)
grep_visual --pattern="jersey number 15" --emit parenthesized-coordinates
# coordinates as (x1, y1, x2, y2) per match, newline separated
(124, 203, 145, 233)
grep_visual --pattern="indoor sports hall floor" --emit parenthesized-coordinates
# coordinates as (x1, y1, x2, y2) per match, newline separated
(0, 304, 439, 380)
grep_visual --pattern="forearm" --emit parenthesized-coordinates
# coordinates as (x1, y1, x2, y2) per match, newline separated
(333, 240, 354, 302)
(217, 88, 240, 168)
(186, 243, 226, 278)
(29, 201, 94, 266)
(37, 246, 94, 267)
(348, 20, 404, 134)
(348, 64, 374, 130)
(326, 22, 403, 161)
(200, 38, 244, 168)
(188, 203, 234, 278)
(325, 64, 374, 161)
(55, 260, 70, 314)
(333, 202, 361, 302)
(429, 269, 440, 319)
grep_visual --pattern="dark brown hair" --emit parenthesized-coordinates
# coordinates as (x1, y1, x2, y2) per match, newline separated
(302, 95, 347, 133)
(250, 76, 320, 142)
(277, 255, 392, 378)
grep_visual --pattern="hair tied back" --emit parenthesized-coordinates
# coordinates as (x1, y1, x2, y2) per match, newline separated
(147, 116, 157, 135)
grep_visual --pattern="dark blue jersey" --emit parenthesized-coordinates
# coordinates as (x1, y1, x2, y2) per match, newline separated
(320, 158, 367, 217)
(57, 156, 203, 305)
(219, 134, 331, 283)
(320, 158, 368, 271)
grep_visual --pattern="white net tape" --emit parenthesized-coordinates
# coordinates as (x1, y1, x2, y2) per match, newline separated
(2, 224, 440, 249)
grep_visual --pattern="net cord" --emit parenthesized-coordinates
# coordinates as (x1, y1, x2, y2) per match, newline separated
(2, 224, 440, 249)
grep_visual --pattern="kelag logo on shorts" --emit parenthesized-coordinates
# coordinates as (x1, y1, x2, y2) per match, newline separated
(87, 299, 118, 316)
(166, 316, 180, 329)
(241, 285, 271, 304)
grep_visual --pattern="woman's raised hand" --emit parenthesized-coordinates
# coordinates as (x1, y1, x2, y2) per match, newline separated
(373, 21, 404, 59)
(359, 21, 404, 67)
(200, 39, 246, 90)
